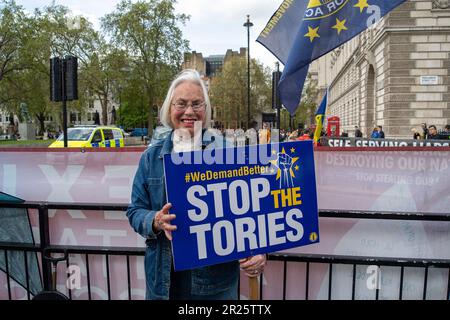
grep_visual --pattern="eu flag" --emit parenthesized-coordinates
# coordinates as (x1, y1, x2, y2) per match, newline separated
(257, 0, 407, 114)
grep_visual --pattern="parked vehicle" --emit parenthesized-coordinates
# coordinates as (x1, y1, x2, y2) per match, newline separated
(48, 126, 124, 148)
(130, 127, 148, 137)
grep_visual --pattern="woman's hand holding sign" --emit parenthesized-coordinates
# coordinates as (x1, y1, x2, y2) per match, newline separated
(153, 203, 177, 240)
(239, 254, 267, 278)
(155, 202, 267, 279)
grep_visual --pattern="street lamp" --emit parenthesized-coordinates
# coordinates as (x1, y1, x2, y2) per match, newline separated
(274, 61, 281, 130)
(141, 95, 144, 142)
(118, 84, 122, 127)
(243, 14, 253, 129)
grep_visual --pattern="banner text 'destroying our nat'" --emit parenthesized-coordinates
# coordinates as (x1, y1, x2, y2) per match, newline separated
(322, 137, 450, 148)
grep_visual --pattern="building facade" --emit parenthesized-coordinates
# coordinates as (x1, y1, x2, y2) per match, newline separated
(182, 48, 247, 78)
(314, 0, 450, 138)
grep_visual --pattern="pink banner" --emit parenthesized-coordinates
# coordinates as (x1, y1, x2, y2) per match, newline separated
(1, 147, 449, 300)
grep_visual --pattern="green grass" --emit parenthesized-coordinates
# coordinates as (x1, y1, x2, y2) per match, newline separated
(0, 139, 55, 147)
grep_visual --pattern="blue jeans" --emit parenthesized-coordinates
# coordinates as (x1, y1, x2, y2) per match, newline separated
(169, 268, 238, 300)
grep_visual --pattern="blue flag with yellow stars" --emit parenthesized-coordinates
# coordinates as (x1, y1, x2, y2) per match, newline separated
(257, 0, 407, 114)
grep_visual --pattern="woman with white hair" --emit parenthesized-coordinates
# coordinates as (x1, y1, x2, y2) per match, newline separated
(411, 127, 421, 139)
(127, 69, 266, 300)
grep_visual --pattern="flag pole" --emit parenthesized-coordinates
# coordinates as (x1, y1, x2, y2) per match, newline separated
(249, 276, 259, 300)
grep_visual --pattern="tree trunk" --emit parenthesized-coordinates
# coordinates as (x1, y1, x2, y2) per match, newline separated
(36, 113, 45, 136)
(99, 93, 108, 125)
(147, 103, 154, 137)
(146, 86, 154, 137)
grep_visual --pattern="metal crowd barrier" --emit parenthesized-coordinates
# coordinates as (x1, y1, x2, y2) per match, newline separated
(0, 201, 449, 300)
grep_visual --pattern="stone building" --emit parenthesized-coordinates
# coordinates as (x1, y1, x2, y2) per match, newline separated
(182, 48, 247, 77)
(182, 51, 207, 75)
(313, 0, 450, 138)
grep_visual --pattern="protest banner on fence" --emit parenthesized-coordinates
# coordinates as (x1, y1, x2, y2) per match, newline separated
(321, 137, 450, 148)
(164, 141, 319, 271)
(1, 147, 450, 299)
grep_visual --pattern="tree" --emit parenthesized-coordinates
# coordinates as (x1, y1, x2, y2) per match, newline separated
(102, 0, 190, 136)
(210, 57, 246, 129)
(210, 56, 272, 129)
(0, 0, 31, 105)
(0, 0, 55, 133)
(293, 73, 318, 127)
(83, 45, 129, 125)
(116, 74, 148, 130)
(1, 2, 103, 134)
(37, 5, 101, 129)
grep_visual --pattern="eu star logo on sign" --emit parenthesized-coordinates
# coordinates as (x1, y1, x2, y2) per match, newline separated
(164, 141, 319, 271)
(257, 0, 407, 114)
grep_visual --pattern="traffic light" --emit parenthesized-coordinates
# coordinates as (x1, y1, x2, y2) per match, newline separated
(272, 71, 282, 109)
(65, 56, 78, 101)
(49, 56, 78, 102)
(50, 57, 63, 102)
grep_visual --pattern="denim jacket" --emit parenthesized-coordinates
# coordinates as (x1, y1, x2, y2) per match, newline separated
(127, 130, 238, 300)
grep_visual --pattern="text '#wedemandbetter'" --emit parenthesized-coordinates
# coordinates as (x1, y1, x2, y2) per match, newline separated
(185, 165, 271, 183)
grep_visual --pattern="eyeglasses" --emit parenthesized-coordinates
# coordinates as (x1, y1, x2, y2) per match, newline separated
(171, 101, 206, 111)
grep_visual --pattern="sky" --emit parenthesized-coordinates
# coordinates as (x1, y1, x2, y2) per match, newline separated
(15, 0, 283, 70)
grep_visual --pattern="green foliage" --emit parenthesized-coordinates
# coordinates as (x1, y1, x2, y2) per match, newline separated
(210, 56, 272, 129)
(115, 75, 149, 130)
(0, 1, 101, 134)
(0, 139, 54, 146)
(1, 0, 190, 138)
(101, 0, 190, 135)
(292, 73, 318, 127)
(0, 0, 31, 106)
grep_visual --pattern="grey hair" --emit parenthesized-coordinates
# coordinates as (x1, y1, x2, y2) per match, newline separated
(159, 69, 211, 129)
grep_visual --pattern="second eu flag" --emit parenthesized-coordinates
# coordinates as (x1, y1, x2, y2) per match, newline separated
(257, 0, 407, 114)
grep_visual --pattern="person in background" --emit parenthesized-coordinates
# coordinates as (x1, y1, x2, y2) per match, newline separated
(439, 124, 450, 140)
(377, 125, 385, 138)
(280, 129, 286, 142)
(421, 123, 428, 140)
(110, 106, 117, 125)
(411, 127, 421, 140)
(354, 126, 363, 138)
(427, 125, 439, 139)
(94, 110, 100, 125)
(371, 127, 380, 139)
(259, 122, 271, 144)
(297, 129, 311, 140)
(288, 130, 299, 141)
(127, 69, 266, 300)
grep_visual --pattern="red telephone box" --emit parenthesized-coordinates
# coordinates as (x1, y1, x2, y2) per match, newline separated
(327, 116, 340, 137)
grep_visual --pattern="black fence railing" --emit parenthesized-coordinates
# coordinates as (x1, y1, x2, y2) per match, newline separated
(0, 201, 449, 300)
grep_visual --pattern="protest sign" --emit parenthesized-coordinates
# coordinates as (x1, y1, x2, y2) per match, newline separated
(164, 141, 319, 271)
